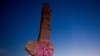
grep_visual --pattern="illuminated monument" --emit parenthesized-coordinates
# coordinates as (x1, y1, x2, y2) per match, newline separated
(25, 3, 54, 56)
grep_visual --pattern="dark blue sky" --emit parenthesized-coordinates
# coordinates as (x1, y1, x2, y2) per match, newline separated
(0, 0, 100, 56)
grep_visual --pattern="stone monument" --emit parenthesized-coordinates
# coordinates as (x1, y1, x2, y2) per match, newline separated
(25, 3, 54, 56)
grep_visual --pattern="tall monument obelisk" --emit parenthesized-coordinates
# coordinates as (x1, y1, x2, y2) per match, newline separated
(25, 3, 54, 56)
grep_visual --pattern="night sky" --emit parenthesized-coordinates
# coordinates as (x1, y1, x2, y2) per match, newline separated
(0, 0, 100, 56)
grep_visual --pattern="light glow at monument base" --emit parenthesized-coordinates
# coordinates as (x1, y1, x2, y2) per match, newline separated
(54, 49, 100, 56)
(52, 29, 100, 56)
